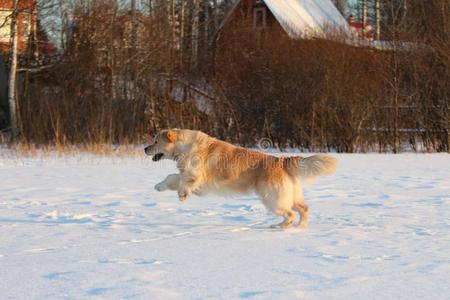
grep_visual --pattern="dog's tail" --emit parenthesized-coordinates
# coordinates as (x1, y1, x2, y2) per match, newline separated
(284, 155, 337, 179)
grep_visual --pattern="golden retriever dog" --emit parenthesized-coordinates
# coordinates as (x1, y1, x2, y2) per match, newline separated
(145, 129, 337, 229)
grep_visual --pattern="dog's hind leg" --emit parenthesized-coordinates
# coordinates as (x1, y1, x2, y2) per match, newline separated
(155, 174, 180, 192)
(258, 175, 296, 229)
(271, 183, 296, 229)
(291, 177, 308, 227)
(293, 202, 309, 228)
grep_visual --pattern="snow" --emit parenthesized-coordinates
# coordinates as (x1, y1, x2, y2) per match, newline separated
(263, 0, 351, 38)
(1, 153, 450, 299)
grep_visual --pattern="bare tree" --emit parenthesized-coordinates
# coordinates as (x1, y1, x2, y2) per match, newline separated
(7, 0, 448, 153)
(8, 0, 19, 138)
(375, 0, 381, 39)
(362, 0, 367, 35)
(131, 0, 137, 60)
(191, 0, 201, 70)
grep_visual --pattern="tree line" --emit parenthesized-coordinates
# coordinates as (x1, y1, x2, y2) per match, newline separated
(2, 0, 449, 152)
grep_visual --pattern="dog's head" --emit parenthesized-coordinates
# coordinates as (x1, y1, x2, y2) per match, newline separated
(144, 129, 180, 161)
(145, 129, 208, 162)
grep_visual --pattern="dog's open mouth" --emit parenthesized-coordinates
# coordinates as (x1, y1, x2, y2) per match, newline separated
(152, 153, 164, 162)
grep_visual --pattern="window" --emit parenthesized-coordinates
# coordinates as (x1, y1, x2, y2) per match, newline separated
(0, 10, 12, 42)
(253, 7, 267, 29)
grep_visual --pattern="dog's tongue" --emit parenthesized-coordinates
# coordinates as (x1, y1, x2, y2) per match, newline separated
(152, 153, 164, 161)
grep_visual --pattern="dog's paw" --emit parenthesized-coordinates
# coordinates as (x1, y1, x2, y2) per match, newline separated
(270, 223, 292, 230)
(154, 182, 167, 192)
(297, 221, 308, 228)
(178, 192, 187, 202)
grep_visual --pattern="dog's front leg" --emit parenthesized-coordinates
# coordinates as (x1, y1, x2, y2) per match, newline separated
(178, 171, 202, 202)
(155, 174, 180, 192)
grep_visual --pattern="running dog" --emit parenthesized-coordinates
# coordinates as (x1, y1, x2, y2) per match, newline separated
(145, 129, 337, 229)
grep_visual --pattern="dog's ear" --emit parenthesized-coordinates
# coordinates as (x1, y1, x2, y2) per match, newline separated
(165, 130, 178, 143)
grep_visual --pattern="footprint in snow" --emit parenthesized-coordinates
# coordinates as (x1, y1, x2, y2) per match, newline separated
(86, 287, 112, 296)
(44, 272, 72, 280)
(222, 204, 254, 212)
(102, 201, 121, 207)
(239, 291, 268, 298)
(222, 215, 250, 222)
(378, 193, 390, 200)
(416, 182, 437, 189)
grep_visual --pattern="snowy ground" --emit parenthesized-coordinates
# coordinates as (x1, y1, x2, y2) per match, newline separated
(1, 153, 449, 300)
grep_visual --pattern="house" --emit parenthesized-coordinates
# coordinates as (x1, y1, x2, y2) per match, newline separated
(216, 0, 409, 51)
(0, 0, 54, 56)
(217, 0, 352, 41)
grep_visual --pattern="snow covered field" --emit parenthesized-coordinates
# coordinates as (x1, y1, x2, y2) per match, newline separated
(1, 153, 449, 300)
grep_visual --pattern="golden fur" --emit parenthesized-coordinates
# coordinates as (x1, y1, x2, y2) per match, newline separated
(145, 129, 337, 229)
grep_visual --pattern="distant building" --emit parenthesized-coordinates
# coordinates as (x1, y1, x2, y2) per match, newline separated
(347, 15, 374, 40)
(215, 0, 399, 52)
(216, 0, 351, 41)
(0, 0, 54, 56)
